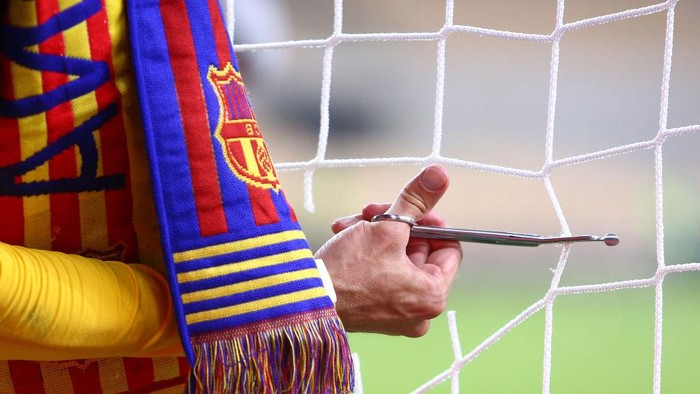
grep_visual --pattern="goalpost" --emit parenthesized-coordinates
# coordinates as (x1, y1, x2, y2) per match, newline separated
(224, 0, 700, 392)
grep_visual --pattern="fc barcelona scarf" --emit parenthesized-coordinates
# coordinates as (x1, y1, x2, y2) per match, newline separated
(0, 0, 354, 392)
(127, 1, 353, 392)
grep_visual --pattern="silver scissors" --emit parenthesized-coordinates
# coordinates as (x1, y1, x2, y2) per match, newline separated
(371, 214, 620, 247)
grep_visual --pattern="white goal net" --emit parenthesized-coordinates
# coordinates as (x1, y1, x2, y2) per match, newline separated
(225, 0, 700, 392)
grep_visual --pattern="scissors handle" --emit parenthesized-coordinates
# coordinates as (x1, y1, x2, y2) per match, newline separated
(371, 214, 619, 247)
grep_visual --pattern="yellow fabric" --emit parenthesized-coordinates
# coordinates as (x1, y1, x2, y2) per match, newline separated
(172, 229, 306, 263)
(0, 242, 183, 361)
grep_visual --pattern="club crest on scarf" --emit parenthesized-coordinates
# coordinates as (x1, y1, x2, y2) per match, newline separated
(207, 62, 280, 192)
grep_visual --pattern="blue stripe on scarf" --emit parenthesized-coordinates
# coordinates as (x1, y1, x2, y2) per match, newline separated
(182, 277, 326, 315)
(178, 257, 318, 294)
(127, 0, 196, 361)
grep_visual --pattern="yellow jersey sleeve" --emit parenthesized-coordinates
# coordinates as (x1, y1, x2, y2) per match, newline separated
(0, 242, 183, 360)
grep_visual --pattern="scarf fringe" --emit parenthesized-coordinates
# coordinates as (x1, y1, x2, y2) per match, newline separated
(189, 312, 354, 393)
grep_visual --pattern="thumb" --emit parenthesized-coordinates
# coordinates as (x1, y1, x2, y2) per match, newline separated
(385, 164, 449, 221)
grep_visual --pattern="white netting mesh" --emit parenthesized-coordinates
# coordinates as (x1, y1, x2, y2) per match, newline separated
(225, 0, 700, 392)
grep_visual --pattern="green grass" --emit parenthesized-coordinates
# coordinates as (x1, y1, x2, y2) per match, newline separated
(348, 271, 700, 393)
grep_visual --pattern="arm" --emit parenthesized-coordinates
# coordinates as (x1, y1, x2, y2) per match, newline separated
(0, 164, 460, 362)
(0, 243, 183, 360)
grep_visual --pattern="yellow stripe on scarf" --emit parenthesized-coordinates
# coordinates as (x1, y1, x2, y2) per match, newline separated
(172, 230, 307, 262)
(185, 287, 328, 325)
(181, 268, 321, 304)
(176, 248, 314, 284)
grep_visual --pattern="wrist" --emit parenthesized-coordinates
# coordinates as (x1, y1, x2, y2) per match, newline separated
(314, 258, 336, 303)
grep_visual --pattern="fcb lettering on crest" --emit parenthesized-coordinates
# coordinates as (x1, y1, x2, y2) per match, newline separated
(207, 62, 280, 192)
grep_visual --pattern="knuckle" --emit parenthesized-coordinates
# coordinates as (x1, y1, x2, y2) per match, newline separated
(373, 223, 407, 249)
(421, 283, 449, 319)
(423, 301, 446, 320)
(398, 189, 429, 215)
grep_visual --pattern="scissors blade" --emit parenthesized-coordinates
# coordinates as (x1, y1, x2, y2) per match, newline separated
(370, 213, 619, 247)
(409, 225, 619, 247)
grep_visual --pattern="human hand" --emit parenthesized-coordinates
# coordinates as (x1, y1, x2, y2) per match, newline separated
(314, 164, 463, 337)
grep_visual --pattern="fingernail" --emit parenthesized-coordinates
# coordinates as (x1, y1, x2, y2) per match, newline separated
(332, 216, 357, 226)
(420, 166, 447, 191)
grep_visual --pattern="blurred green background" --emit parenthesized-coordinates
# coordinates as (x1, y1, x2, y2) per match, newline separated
(229, 0, 700, 392)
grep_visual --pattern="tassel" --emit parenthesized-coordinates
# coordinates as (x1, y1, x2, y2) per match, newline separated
(189, 309, 354, 393)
